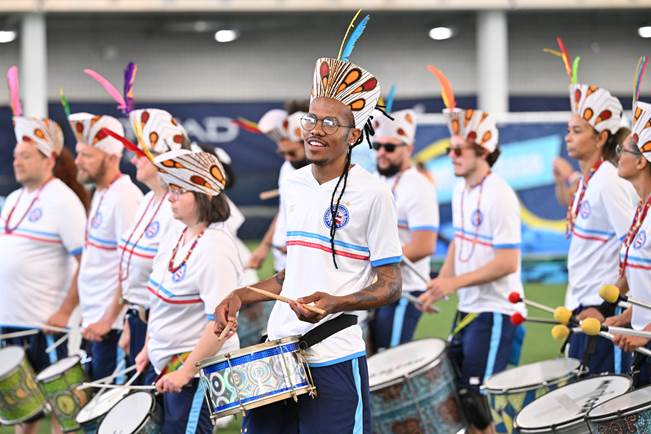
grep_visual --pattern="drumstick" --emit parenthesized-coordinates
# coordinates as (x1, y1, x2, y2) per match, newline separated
(259, 189, 279, 200)
(78, 365, 138, 389)
(508, 292, 555, 314)
(79, 383, 155, 391)
(403, 292, 440, 313)
(551, 324, 651, 357)
(401, 257, 430, 285)
(0, 329, 40, 340)
(35, 323, 70, 333)
(45, 334, 69, 354)
(218, 321, 235, 340)
(246, 286, 326, 315)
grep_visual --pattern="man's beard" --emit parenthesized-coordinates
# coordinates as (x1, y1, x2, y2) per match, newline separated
(290, 158, 310, 170)
(377, 162, 402, 177)
(79, 157, 108, 185)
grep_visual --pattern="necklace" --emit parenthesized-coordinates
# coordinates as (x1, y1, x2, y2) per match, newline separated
(457, 171, 491, 263)
(4, 177, 53, 234)
(85, 174, 122, 246)
(619, 193, 651, 278)
(566, 159, 603, 239)
(167, 226, 205, 274)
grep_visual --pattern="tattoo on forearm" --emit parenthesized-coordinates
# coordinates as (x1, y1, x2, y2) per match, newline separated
(274, 270, 285, 287)
(349, 264, 401, 308)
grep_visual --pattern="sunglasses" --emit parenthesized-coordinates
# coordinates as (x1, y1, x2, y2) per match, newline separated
(372, 142, 407, 153)
(445, 145, 475, 157)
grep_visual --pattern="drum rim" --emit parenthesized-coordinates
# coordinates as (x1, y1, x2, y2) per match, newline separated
(35, 355, 81, 382)
(197, 335, 301, 368)
(76, 388, 130, 424)
(0, 346, 28, 381)
(98, 391, 156, 433)
(212, 384, 312, 418)
(0, 402, 47, 426)
(513, 374, 633, 430)
(368, 337, 449, 391)
(482, 358, 580, 395)
(585, 384, 651, 422)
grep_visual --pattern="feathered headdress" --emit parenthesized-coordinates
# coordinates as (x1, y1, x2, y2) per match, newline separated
(84, 62, 138, 115)
(631, 56, 651, 162)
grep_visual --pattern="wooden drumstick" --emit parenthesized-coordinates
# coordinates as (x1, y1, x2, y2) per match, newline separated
(218, 321, 235, 340)
(259, 189, 280, 200)
(246, 286, 326, 315)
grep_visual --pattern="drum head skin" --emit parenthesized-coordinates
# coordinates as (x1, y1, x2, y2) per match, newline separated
(484, 359, 580, 393)
(515, 375, 632, 430)
(0, 346, 25, 378)
(36, 356, 80, 381)
(76, 387, 129, 424)
(587, 385, 651, 420)
(98, 392, 152, 433)
(367, 338, 446, 389)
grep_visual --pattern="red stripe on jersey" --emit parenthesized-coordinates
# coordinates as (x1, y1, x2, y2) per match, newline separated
(454, 233, 493, 247)
(86, 240, 118, 251)
(2, 232, 62, 244)
(147, 286, 202, 304)
(623, 262, 651, 271)
(571, 231, 609, 243)
(118, 246, 156, 260)
(286, 240, 370, 261)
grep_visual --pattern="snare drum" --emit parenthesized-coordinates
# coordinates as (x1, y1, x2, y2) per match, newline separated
(237, 301, 273, 347)
(198, 336, 315, 419)
(97, 392, 161, 434)
(515, 375, 632, 433)
(36, 355, 92, 432)
(367, 338, 466, 434)
(586, 385, 651, 433)
(483, 358, 581, 433)
(76, 387, 130, 433)
(0, 346, 47, 425)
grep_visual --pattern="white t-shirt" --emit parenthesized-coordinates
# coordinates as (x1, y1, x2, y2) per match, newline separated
(0, 179, 86, 327)
(118, 191, 174, 308)
(621, 209, 651, 330)
(566, 162, 638, 310)
(452, 173, 525, 315)
(78, 175, 143, 327)
(267, 164, 403, 366)
(381, 167, 439, 292)
(271, 161, 295, 271)
(146, 222, 242, 372)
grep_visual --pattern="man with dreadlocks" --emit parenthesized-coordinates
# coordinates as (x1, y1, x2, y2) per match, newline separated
(214, 11, 402, 434)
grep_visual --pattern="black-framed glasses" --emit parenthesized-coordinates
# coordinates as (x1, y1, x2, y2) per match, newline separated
(616, 143, 642, 157)
(372, 142, 407, 153)
(169, 185, 190, 197)
(301, 113, 354, 135)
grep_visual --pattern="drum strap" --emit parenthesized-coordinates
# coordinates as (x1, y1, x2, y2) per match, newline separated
(451, 312, 478, 337)
(299, 314, 358, 349)
(579, 335, 598, 371)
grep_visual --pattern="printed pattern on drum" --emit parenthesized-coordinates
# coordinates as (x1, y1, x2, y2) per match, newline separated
(586, 385, 651, 434)
(0, 347, 47, 424)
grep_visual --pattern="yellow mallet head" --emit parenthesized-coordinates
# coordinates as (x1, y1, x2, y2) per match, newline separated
(599, 284, 620, 304)
(551, 324, 570, 341)
(581, 317, 602, 336)
(554, 306, 573, 325)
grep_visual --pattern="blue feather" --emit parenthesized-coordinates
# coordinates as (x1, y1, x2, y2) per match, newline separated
(340, 15, 370, 61)
(385, 85, 396, 112)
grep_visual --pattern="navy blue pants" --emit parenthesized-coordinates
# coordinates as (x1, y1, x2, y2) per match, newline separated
(448, 312, 516, 392)
(84, 329, 126, 382)
(126, 308, 156, 385)
(160, 378, 212, 434)
(370, 291, 423, 351)
(633, 342, 651, 387)
(0, 326, 68, 373)
(242, 355, 371, 434)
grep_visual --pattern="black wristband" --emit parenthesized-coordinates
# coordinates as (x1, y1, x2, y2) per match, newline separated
(597, 301, 617, 318)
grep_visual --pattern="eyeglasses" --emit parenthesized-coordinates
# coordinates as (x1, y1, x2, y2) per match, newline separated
(301, 113, 354, 135)
(169, 185, 190, 197)
(372, 142, 407, 153)
(616, 143, 641, 157)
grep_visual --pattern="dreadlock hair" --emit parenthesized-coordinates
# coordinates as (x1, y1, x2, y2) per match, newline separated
(327, 108, 393, 269)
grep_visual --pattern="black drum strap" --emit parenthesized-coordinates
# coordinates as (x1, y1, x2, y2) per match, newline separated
(579, 335, 598, 371)
(299, 314, 357, 350)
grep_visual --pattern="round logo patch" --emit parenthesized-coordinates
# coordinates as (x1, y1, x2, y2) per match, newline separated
(471, 209, 483, 227)
(28, 208, 42, 222)
(172, 264, 187, 283)
(91, 212, 102, 229)
(634, 230, 647, 250)
(145, 221, 160, 239)
(323, 204, 350, 229)
(579, 201, 591, 219)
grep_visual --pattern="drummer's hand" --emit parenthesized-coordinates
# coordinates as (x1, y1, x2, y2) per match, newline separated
(615, 334, 650, 353)
(576, 307, 605, 323)
(414, 292, 438, 314)
(292, 292, 337, 323)
(82, 319, 112, 342)
(118, 321, 130, 354)
(604, 314, 627, 328)
(45, 309, 70, 332)
(135, 349, 149, 373)
(214, 293, 241, 338)
(155, 368, 193, 394)
(421, 277, 458, 304)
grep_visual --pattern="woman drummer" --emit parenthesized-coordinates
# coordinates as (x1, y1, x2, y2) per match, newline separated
(134, 149, 242, 433)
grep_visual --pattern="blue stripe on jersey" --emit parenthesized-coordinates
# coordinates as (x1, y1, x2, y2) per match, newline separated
(409, 225, 439, 232)
(11, 227, 61, 240)
(371, 256, 402, 267)
(620, 254, 651, 264)
(148, 278, 200, 300)
(308, 351, 367, 368)
(572, 224, 615, 237)
(119, 238, 159, 252)
(87, 233, 118, 247)
(286, 231, 370, 253)
(494, 243, 521, 249)
(68, 247, 83, 256)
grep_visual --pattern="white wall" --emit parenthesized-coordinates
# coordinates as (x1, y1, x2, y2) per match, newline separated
(0, 10, 647, 103)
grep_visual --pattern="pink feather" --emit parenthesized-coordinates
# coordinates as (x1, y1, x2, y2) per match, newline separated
(84, 68, 126, 111)
(7, 66, 22, 116)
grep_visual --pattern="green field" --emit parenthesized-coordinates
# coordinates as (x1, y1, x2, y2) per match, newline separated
(1, 245, 567, 433)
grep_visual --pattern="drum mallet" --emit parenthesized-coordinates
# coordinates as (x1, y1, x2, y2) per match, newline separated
(581, 317, 651, 340)
(402, 292, 440, 313)
(508, 292, 559, 315)
(510, 312, 559, 326)
(552, 323, 651, 357)
(600, 284, 651, 311)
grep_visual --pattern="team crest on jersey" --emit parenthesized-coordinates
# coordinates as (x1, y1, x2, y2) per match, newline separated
(145, 221, 160, 239)
(471, 209, 483, 227)
(91, 212, 103, 229)
(172, 264, 187, 282)
(323, 204, 350, 229)
(28, 208, 42, 222)
(579, 201, 591, 219)
(634, 230, 647, 250)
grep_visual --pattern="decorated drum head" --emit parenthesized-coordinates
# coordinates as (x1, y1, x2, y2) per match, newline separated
(483, 358, 580, 393)
(515, 375, 632, 430)
(0, 346, 25, 378)
(35, 356, 79, 381)
(98, 392, 153, 433)
(367, 338, 446, 390)
(587, 385, 651, 420)
(76, 387, 129, 424)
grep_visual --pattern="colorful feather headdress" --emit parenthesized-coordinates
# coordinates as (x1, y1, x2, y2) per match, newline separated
(630, 56, 651, 161)
(427, 65, 498, 152)
(372, 87, 417, 144)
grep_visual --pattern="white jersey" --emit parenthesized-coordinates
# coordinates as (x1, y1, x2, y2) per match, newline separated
(381, 167, 439, 292)
(146, 222, 242, 372)
(118, 191, 173, 308)
(566, 162, 637, 310)
(0, 179, 86, 327)
(267, 164, 403, 366)
(271, 161, 295, 271)
(452, 172, 525, 315)
(78, 175, 143, 328)
(621, 209, 651, 331)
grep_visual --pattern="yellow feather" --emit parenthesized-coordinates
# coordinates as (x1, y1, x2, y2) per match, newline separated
(337, 9, 362, 60)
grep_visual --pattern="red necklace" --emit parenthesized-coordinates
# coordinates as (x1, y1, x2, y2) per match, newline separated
(85, 174, 122, 246)
(566, 159, 603, 239)
(119, 192, 168, 282)
(4, 177, 53, 234)
(167, 226, 205, 274)
(457, 171, 491, 263)
(619, 193, 651, 278)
